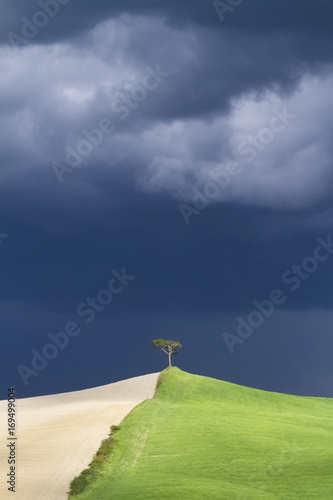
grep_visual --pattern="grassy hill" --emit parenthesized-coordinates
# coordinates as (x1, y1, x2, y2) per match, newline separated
(69, 367, 333, 499)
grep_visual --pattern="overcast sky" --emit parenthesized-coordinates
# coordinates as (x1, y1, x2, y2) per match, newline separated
(1, 0, 333, 398)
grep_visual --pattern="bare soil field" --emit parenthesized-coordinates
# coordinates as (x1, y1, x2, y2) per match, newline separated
(0, 373, 159, 500)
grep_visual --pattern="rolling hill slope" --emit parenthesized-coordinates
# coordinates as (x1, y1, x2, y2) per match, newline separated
(70, 367, 333, 499)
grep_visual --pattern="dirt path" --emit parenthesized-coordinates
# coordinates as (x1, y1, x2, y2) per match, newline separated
(0, 373, 160, 500)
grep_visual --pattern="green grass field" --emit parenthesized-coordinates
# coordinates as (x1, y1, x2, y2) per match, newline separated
(69, 367, 333, 499)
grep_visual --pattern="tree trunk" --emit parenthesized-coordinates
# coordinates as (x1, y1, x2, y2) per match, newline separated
(168, 350, 172, 367)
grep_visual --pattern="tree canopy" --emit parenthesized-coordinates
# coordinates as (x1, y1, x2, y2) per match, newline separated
(152, 339, 182, 367)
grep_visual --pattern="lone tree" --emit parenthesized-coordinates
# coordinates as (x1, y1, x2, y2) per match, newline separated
(152, 339, 182, 367)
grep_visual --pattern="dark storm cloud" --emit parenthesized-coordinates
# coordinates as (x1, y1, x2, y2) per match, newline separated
(1, 22, 333, 213)
(0, 1, 332, 302)
(2, 0, 333, 46)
